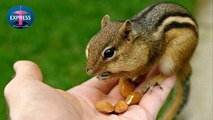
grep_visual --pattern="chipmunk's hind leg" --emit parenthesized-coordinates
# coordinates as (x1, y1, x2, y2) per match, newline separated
(157, 27, 196, 119)
(159, 63, 191, 120)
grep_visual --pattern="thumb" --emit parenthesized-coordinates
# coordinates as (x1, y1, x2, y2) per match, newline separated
(4, 61, 45, 118)
(4, 60, 43, 99)
(13, 60, 43, 81)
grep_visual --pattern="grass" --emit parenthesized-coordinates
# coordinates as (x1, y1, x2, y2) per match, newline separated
(0, 0, 197, 119)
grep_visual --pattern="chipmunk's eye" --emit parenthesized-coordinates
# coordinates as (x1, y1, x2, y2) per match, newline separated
(103, 47, 116, 59)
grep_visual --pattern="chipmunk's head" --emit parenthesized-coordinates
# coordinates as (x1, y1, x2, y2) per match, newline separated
(86, 15, 149, 80)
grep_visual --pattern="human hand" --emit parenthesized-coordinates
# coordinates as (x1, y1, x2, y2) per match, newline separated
(4, 60, 175, 120)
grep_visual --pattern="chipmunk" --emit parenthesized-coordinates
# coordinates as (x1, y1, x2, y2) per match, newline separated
(86, 2, 198, 120)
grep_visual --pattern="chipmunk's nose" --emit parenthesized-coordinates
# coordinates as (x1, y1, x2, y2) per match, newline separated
(86, 67, 95, 75)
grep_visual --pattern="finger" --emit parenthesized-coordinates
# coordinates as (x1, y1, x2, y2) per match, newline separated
(81, 77, 119, 94)
(139, 75, 176, 119)
(134, 65, 159, 93)
(134, 75, 147, 93)
(13, 60, 43, 81)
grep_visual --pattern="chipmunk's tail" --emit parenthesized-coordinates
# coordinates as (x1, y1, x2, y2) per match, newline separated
(158, 64, 191, 120)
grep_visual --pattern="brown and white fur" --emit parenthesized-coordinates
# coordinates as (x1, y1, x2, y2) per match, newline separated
(86, 2, 198, 119)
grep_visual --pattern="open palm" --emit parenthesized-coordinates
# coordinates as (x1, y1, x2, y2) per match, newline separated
(4, 61, 175, 120)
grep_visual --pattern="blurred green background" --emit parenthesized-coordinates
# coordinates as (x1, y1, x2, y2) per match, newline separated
(0, 0, 197, 119)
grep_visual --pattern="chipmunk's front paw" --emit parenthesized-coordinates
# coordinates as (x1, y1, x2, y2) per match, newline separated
(143, 75, 164, 93)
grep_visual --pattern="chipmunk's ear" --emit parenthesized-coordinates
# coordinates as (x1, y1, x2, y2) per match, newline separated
(119, 20, 132, 39)
(119, 20, 140, 42)
(101, 15, 110, 28)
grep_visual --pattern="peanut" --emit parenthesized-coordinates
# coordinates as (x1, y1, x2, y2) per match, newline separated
(95, 100, 114, 114)
(114, 101, 128, 114)
(118, 78, 134, 97)
(125, 91, 142, 105)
